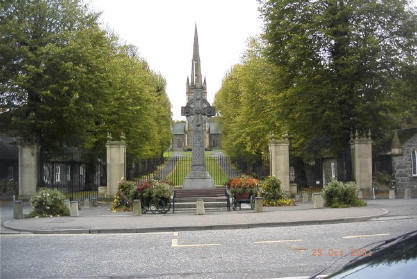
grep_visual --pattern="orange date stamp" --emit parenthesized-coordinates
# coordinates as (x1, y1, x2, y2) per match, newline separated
(312, 248, 372, 257)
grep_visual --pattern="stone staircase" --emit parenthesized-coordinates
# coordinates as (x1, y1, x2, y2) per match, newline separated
(172, 187, 230, 213)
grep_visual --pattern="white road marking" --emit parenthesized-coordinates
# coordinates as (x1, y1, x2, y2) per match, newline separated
(254, 239, 303, 244)
(173, 232, 179, 237)
(342, 233, 390, 239)
(171, 238, 220, 247)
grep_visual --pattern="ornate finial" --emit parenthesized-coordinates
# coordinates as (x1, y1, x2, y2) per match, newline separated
(355, 129, 359, 139)
(120, 132, 126, 141)
(107, 132, 112, 141)
(367, 129, 371, 140)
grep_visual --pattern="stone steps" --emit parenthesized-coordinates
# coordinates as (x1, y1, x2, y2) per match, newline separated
(173, 196, 228, 203)
(174, 201, 227, 209)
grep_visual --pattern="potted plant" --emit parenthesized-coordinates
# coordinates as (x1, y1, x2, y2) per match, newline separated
(226, 176, 259, 210)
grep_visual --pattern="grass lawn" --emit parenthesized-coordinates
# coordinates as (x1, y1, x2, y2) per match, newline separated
(206, 157, 228, 186)
(165, 157, 191, 186)
(164, 156, 228, 186)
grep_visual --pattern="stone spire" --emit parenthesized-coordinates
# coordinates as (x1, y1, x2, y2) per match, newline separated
(190, 24, 202, 87)
(391, 130, 402, 155)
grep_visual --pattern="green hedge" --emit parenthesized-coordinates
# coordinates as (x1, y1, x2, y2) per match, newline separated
(323, 180, 366, 208)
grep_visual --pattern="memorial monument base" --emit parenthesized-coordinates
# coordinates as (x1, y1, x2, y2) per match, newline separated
(183, 170, 215, 189)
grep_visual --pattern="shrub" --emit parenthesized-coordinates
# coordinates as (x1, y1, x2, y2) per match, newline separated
(261, 176, 284, 202)
(29, 188, 69, 217)
(375, 172, 392, 186)
(111, 180, 136, 211)
(323, 180, 366, 208)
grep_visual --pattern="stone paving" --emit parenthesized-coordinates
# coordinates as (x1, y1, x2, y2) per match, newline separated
(0, 199, 398, 234)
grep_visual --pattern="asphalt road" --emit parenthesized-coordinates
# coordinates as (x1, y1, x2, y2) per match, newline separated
(1, 215, 416, 279)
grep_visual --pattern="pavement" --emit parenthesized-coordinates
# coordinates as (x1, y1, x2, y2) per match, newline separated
(0, 199, 399, 235)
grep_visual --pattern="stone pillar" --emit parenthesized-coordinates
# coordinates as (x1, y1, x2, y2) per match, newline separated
(133, 199, 142, 216)
(389, 189, 395, 200)
(269, 136, 290, 193)
(13, 200, 23, 219)
(70, 201, 79, 217)
(312, 193, 324, 208)
(106, 133, 126, 197)
(254, 197, 263, 212)
(196, 199, 205, 215)
(18, 142, 38, 200)
(350, 130, 372, 194)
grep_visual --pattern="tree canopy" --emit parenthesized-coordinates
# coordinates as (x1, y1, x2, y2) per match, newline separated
(0, 0, 172, 159)
(216, 0, 417, 160)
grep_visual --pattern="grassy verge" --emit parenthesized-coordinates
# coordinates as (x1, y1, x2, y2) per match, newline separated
(206, 157, 228, 186)
(165, 158, 191, 186)
(164, 156, 229, 186)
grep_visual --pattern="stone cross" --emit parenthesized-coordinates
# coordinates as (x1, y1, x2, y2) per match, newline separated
(180, 25, 216, 189)
(181, 88, 215, 172)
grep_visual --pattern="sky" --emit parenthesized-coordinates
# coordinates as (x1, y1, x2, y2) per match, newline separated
(87, 0, 263, 120)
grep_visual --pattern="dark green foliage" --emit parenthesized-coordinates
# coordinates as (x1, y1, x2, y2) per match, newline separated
(323, 180, 366, 208)
(111, 180, 135, 211)
(150, 182, 172, 208)
(111, 180, 172, 211)
(29, 188, 70, 217)
(214, 38, 285, 160)
(0, 0, 172, 159)
(216, 0, 417, 161)
(0, 179, 18, 198)
(261, 176, 284, 202)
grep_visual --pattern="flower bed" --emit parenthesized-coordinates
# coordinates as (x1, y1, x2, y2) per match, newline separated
(112, 179, 173, 213)
(226, 176, 259, 197)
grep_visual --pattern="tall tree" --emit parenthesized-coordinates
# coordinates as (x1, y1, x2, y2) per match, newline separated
(0, 0, 111, 149)
(259, 0, 417, 157)
(0, 0, 172, 158)
(215, 38, 286, 159)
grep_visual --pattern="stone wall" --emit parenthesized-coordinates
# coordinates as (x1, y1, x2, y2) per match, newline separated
(392, 133, 417, 198)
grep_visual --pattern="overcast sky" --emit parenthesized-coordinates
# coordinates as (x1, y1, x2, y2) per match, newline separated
(87, 0, 416, 121)
(87, 0, 262, 120)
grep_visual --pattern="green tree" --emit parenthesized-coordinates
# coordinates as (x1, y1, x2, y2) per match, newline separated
(0, 0, 112, 150)
(259, 0, 417, 157)
(103, 45, 171, 158)
(215, 38, 286, 160)
(0, 0, 172, 159)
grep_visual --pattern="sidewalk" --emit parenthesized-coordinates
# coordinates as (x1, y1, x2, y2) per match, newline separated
(1, 201, 389, 234)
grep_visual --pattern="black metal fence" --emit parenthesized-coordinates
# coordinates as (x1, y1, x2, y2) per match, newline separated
(130, 153, 269, 186)
(39, 151, 104, 201)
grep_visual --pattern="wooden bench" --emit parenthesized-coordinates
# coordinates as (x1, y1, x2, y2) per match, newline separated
(172, 187, 230, 213)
